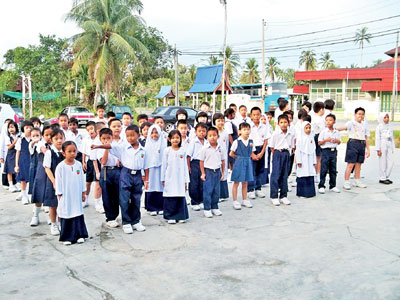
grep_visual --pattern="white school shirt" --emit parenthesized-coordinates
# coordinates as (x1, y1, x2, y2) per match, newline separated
(234, 115, 252, 128)
(224, 119, 233, 135)
(186, 136, 208, 161)
(375, 123, 395, 152)
(318, 128, 341, 149)
(250, 123, 270, 147)
(230, 137, 256, 152)
(81, 136, 96, 158)
(120, 125, 127, 141)
(43, 145, 63, 168)
(161, 147, 190, 197)
(109, 141, 145, 175)
(181, 137, 191, 154)
(311, 114, 325, 135)
(199, 143, 224, 170)
(69, 131, 85, 153)
(346, 120, 367, 140)
(295, 147, 317, 178)
(33, 140, 47, 155)
(55, 160, 86, 219)
(15, 135, 30, 151)
(93, 117, 108, 126)
(274, 108, 283, 124)
(95, 148, 119, 167)
(269, 128, 294, 151)
(0, 125, 9, 160)
(62, 128, 73, 141)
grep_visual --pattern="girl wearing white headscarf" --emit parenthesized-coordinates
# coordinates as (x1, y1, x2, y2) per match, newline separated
(375, 112, 394, 184)
(144, 124, 167, 215)
(295, 121, 316, 198)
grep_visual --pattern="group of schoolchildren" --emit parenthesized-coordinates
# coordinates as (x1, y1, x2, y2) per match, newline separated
(0, 99, 395, 245)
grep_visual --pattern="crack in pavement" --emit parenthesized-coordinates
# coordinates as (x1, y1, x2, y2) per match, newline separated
(66, 266, 117, 300)
(346, 226, 400, 258)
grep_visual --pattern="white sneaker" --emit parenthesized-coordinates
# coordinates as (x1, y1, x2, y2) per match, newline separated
(354, 181, 367, 188)
(219, 198, 228, 202)
(291, 182, 297, 187)
(167, 220, 176, 224)
(343, 181, 352, 190)
(248, 191, 256, 199)
(30, 216, 39, 226)
(132, 222, 146, 232)
(271, 198, 280, 206)
(149, 211, 157, 216)
(314, 175, 320, 184)
(288, 186, 293, 192)
(47, 216, 51, 225)
(63, 241, 72, 246)
(22, 195, 29, 205)
(199, 203, 204, 210)
(192, 205, 201, 211)
(232, 201, 242, 210)
(16, 182, 21, 191)
(2, 185, 9, 190)
(16, 193, 22, 201)
(211, 209, 222, 216)
(158, 211, 164, 215)
(82, 201, 89, 208)
(122, 224, 133, 234)
(77, 238, 85, 244)
(178, 220, 186, 223)
(44, 206, 49, 213)
(255, 190, 265, 198)
(329, 187, 341, 193)
(350, 174, 355, 179)
(242, 200, 253, 208)
(50, 224, 60, 236)
(95, 204, 105, 214)
(318, 187, 326, 194)
(280, 197, 291, 205)
(204, 210, 213, 218)
(106, 220, 119, 228)
(9, 185, 17, 193)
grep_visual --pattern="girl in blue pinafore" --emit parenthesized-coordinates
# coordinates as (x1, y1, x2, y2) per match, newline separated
(28, 127, 42, 196)
(4, 120, 19, 193)
(229, 122, 256, 211)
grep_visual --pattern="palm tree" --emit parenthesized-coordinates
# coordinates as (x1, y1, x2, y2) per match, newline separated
(372, 59, 383, 66)
(266, 57, 280, 82)
(207, 55, 219, 65)
(299, 50, 317, 71)
(66, 0, 149, 108)
(350, 63, 358, 69)
(354, 27, 372, 68)
(242, 58, 260, 84)
(319, 52, 335, 69)
(188, 64, 197, 83)
(219, 46, 240, 81)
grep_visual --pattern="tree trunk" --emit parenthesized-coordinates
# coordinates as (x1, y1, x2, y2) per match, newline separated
(94, 81, 100, 110)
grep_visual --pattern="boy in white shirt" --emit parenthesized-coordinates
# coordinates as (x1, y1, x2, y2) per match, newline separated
(311, 102, 325, 183)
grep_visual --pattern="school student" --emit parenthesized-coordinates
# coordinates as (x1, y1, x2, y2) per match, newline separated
(301, 101, 312, 114)
(376, 112, 394, 184)
(144, 124, 166, 216)
(154, 116, 168, 140)
(274, 98, 289, 125)
(213, 113, 229, 202)
(173, 108, 193, 134)
(311, 102, 325, 183)
(106, 111, 116, 123)
(4, 120, 19, 193)
(139, 122, 151, 147)
(120, 112, 133, 141)
(0, 119, 12, 189)
(229, 122, 256, 210)
(186, 123, 208, 211)
(58, 113, 71, 138)
(224, 108, 238, 181)
(15, 121, 33, 204)
(94, 128, 121, 228)
(55, 141, 88, 245)
(339, 107, 370, 190)
(318, 114, 341, 194)
(93, 105, 108, 125)
(323, 99, 336, 119)
(68, 118, 84, 163)
(43, 129, 65, 235)
(92, 125, 146, 234)
(199, 127, 225, 218)
(161, 130, 190, 224)
(269, 114, 294, 206)
(176, 120, 191, 152)
(234, 105, 251, 128)
(28, 127, 41, 197)
(30, 126, 52, 226)
(137, 114, 149, 129)
(198, 101, 212, 127)
(295, 122, 316, 198)
(248, 107, 270, 199)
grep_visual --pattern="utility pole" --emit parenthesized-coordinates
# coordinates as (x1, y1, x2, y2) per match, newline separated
(21, 74, 26, 118)
(391, 32, 399, 121)
(174, 45, 179, 106)
(27, 74, 33, 118)
(220, 0, 227, 113)
(261, 19, 266, 110)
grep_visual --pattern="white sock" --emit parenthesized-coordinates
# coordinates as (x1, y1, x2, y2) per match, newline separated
(22, 189, 28, 197)
(95, 197, 101, 205)
(51, 222, 56, 226)
(8, 181, 14, 187)
(33, 206, 41, 216)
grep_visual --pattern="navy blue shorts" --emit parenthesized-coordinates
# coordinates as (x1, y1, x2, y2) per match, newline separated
(86, 160, 99, 182)
(345, 139, 366, 163)
(314, 134, 322, 157)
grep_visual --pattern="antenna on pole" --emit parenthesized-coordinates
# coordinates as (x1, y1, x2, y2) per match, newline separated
(261, 19, 266, 112)
(220, 0, 227, 113)
(174, 44, 179, 106)
(391, 32, 399, 121)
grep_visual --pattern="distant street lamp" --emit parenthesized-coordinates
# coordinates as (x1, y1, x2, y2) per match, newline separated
(220, 0, 227, 113)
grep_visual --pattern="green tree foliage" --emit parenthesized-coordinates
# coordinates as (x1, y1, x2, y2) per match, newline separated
(240, 58, 260, 84)
(219, 46, 240, 82)
(266, 57, 280, 82)
(299, 50, 317, 71)
(319, 52, 335, 70)
(354, 27, 372, 67)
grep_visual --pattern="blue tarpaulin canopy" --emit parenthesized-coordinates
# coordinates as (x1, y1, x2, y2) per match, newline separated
(188, 65, 232, 94)
(154, 85, 175, 99)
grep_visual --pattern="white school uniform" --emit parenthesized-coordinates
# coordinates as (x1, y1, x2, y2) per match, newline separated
(62, 128, 73, 141)
(0, 124, 9, 160)
(376, 113, 395, 181)
(199, 143, 224, 170)
(234, 115, 252, 128)
(55, 160, 86, 218)
(269, 127, 295, 152)
(109, 141, 145, 175)
(186, 136, 208, 160)
(181, 137, 191, 154)
(15, 135, 30, 151)
(217, 129, 229, 178)
(69, 131, 85, 153)
(311, 114, 325, 135)
(144, 125, 166, 192)
(43, 145, 63, 168)
(318, 128, 341, 149)
(346, 120, 367, 140)
(161, 147, 190, 197)
(250, 123, 270, 147)
(81, 136, 97, 161)
(295, 122, 316, 177)
(93, 117, 108, 126)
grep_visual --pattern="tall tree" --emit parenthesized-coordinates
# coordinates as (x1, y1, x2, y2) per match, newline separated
(242, 58, 260, 84)
(299, 50, 317, 71)
(354, 27, 372, 68)
(207, 55, 219, 65)
(66, 0, 149, 108)
(219, 46, 240, 82)
(266, 57, 280, 82)
(319, 52, 335, 69)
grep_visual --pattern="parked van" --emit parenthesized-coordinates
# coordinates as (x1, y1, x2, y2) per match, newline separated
(0, 104, 21, 128)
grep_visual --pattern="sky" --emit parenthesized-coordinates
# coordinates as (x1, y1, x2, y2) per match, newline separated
(1, 0, 399, 72)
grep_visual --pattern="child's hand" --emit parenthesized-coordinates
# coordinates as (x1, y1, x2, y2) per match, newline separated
(14, 166, 19, 173)
(297, 163, 302, 168)
(144, 181, 149, 190)
(185, 183, 187, 191)
(90, 144, 97, 149)
(0, 159, 3, 164)
(82, 193, 86, 202)
(366, 148, 370, 158)
(117, 160, 122, 167)
(162, 181, 165, 187)
(188, 166, 191, 174)
(377, 150, 382, 157)
(96, 172, 100, 181)
(53, 183, 56, 190)
(220, 174, 224, 181)
(200, 174, 206, 181)
(82, 162, 87, 171)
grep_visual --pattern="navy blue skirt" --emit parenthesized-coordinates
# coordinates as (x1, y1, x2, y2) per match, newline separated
(28, 161, 38, 194)
(231, 157, 253, 183)
(18, 155, 31, 182)
(145, 191, 164, 212)
(59, 215, 89, 243)
(220, 180, 229, 199)
(296, 176, 316, 198)
(43, 177, 58, 207)
(163, 197, 189, 221)
(4, 149, 16, 174)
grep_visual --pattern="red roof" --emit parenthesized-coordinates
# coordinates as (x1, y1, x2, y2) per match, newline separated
(293, 85, 309, 94)
(295, 68, 399, 92)
(373, 57, 400, 69)
(385, 47, 400, 58)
